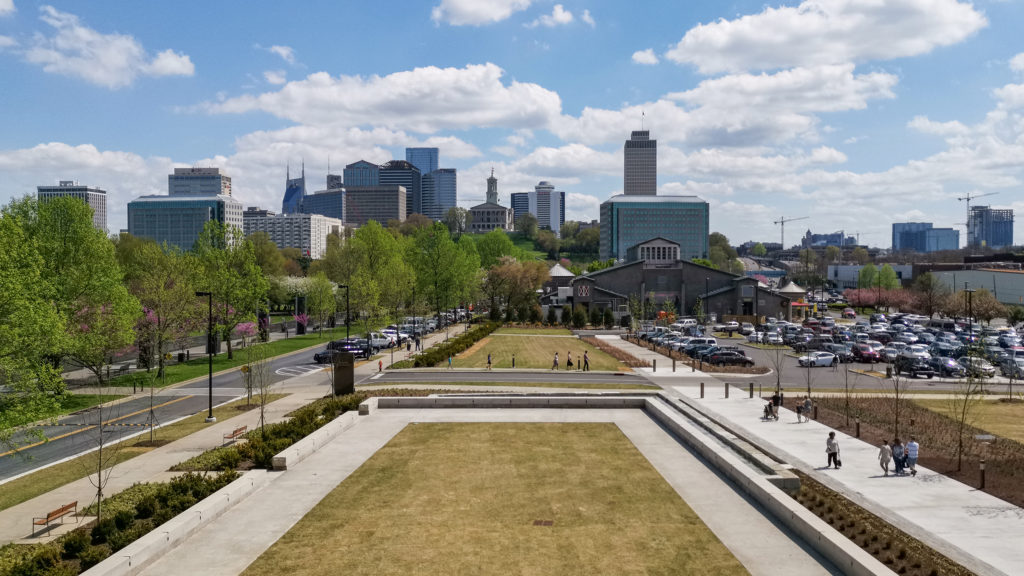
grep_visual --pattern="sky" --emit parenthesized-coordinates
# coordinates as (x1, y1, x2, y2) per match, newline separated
(0, 0, 1022, 249)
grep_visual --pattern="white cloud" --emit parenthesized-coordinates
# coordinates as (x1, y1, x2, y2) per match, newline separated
(665, 0, 987, 74)
(993, 84, 1024, 109)
(0, 35, 16, 48)
(263, 69, 286, 85)
(198, 63, 562, 134)
(565, 192, 600, 221)
(0, 0, 14, 16)
(1011, 53, 1024, 73)
(632, 49, 658, 66)
(907, 116, 970, 137)
(526, 4, 573, 28)
(24, 6, 194, 89)
(431, 0, 532, 26)
(581, 9, 594, 27)
(268, 45, 295, 65)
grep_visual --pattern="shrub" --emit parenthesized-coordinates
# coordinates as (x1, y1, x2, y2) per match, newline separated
(603, 308, 615, 329)
(546, 306, 557, 325)
(135, 495, 157, 519)
(589, 306, 601, 328)
(107, 520, 152, 553)
(113, 509, 134, 531)
(59, 530, 90, 559)
(90, 518, 117, 545)
(77, 546, 110, 570)
(82, 483, 162, 518)
(403, 322, 499, 368)
(7, 545, 76, 576)
(171, 446, 242, 472)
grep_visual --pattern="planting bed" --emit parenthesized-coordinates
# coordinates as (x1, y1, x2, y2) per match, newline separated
(792, 471, 971, 576)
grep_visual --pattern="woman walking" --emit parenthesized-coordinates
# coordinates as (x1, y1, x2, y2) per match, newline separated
(567, 351, 573, 370)
(891, 438, 905, 475)
(552, 352, 559, 370)
(878, 440, 892, 476)
(826, 432, 840, 469)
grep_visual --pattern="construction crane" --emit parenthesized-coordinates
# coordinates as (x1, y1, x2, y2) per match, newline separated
(773, 216, 808, 250)
(957, 191, 998, 245)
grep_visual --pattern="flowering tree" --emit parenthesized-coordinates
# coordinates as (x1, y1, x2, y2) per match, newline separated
(128, 243, 200, 377)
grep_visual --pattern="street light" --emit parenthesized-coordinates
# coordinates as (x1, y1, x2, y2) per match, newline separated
(338, 284, 350, 340)
(195, 291, 216, 423)
(705, 277, 710, 330)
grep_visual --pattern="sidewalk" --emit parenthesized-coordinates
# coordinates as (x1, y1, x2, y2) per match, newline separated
(676, 385, 1024, 576)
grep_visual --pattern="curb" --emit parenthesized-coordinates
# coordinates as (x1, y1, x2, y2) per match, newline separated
(82, 470, 270, 576)
(270, 411, 361, 471)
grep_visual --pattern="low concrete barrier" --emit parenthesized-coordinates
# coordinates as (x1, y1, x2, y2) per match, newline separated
(83, 471, 270, 576)
(271, 411, 359, 471)
(370, 395, 649, 411)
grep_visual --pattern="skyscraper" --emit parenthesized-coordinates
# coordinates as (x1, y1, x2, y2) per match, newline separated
(343, 160, 380, 187)
(380, 160, 422, 217)
(624, 130, 657, 195)
(892, 222, 959, 252)
(281, 163, 306, 214)
(600, 195, 709, 261)
(509, 182, 565, 237)
(405, 147, 439, 174)
(168, 167, 232, 196)
(37, 180, 108, 232)
(968, 206, 1014, 248)
(422, 168, 457, 220)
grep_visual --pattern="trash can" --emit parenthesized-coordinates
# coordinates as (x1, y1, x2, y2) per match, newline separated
(177, 352, 186, 363)
(886, 365, 892, 378)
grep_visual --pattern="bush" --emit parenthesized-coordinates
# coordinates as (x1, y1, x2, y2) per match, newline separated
(113, 509, 134, 531)
(546, 306, 557, 325)
(403, 322, 499, 368)
(107, 521, 153, 553)
(59, 530, 90, 559)
(135, 495, 157, 519)
(571, 304, 587, 329)
(82, 483, 162, 518)
(8, 546, 75, 576)
(77, 546, 110, 570)
(90, 518, 117, 545)
(171, 446, 242, 472)
(603, 308, 615, 329)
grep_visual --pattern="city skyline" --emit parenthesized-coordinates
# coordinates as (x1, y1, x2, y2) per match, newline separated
(1, 1, 1023, 247)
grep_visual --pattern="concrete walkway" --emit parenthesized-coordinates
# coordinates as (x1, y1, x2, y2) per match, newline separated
(137, 407, 839, 576)
(596, 332, 1024, 576)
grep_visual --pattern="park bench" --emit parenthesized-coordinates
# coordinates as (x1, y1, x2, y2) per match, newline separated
(32, 501, 77, 535)
(223, 425, 248, 445)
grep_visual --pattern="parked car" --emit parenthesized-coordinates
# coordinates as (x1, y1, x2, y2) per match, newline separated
(852, 343, 880, 363)
(708, 351, 755, 367)
(821, 343, 854, 363)
(842, 308, 856, 319)
(958, 357, 996, 378)
(929, 356, 967, 378)
(740, 322, 755, 335)
(893, 355, 935, 379)
(1000, 357, 1024, 378)
(798, 351, 838, 367)
(313, 349, 342, 364)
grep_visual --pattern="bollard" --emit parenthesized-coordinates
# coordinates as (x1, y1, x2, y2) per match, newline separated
(673, 358, 676, 372)
(855, 417, 861, 438)
(813, 405, 818, 420)
(725, 383, 730, 398)
(691, 362, 695, 372)
(512, 354, 515, 369)
(980, 459, 986, 489)
(749, 383, 754, 398)
(186, 349, 190, 361)
(653, 359, 657, 373)
(700, 382, 705, 398)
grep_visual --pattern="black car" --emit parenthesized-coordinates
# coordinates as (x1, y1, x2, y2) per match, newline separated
(313, 349, 342, 364)
(820, 343, 853, 362)
(893, 355, 935, 379)
(929, 356, 967, 378)
(708, 351, 755, 367)
(327, 338, 374, 358)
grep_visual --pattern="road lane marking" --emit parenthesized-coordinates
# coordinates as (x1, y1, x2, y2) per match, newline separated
(0, 395, 194, 458)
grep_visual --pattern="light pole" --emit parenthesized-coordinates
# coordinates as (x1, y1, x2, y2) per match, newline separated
(195, 291, 216, 423)
(339, 284, 350, 340)
(705, 277, 710, 330)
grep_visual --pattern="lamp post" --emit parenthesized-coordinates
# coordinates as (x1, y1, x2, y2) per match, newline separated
(195, 291, 216, 423)
(338, 284, 350, 340)
(705, 277, 710, 330)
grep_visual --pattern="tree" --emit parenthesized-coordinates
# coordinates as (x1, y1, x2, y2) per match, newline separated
(560, 221, 581, 240)
(443, 207, 472, 238)
(536, 229, 560, 259)
(587, 258, 616, 273)
(589, 306, 602, 327)
(857, 263, 878, 289)
(547, 305, 558, 325)
(888, 372, 912, 440)
(947, 363, 985, 471)
(572, 227, 600, 256)
(691, 257, 716, 269)
(603, 307, 615, 329)
(515, 213, 539, 240)
(572, 304, 588, 329)
(476, 228, 518, 268)
(911, 272, 948, 318)
(971, 288, 1006, 324)
(1008, 305, 1024, 329)
(129, 243, 199, 377)
(824, 245, 841, 267)
(763, 346, 788, 396)
(409, 223, 479, 334)
(751, 243, 767, 257)
(248, 231, 286, 277)
(347, 221, 411, 343)
(306, 272, 336, 337)
(851, 246, 870, 265)
(244, 338, 273, 436)
(877, 264, 900, 289)
(195, 221, 269, 360)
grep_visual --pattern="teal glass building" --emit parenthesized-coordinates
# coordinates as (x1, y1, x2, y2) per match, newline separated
(599, 195, 709, 261)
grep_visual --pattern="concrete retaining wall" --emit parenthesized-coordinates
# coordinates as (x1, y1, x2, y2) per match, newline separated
(83, 471, 270, 576)
(271, 411, 360, 471)
(370, 395, 649, 411)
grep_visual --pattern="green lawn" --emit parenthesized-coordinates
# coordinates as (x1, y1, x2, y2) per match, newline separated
(915, 399, 1024, 444)
(0, 394, 287, 513)
(242, 423, 747, 576)
(106, 332, 343, 388)
(453, 334, 626, 371)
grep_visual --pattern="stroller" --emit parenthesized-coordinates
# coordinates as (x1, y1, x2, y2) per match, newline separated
(763, 400, 779, 421)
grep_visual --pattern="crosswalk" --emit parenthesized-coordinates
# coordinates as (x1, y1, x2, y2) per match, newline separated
(275, 365, 325, 378)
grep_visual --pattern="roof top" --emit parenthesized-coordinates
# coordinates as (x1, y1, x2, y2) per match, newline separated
(602, 194, 706, 204)
(470, 202, 509, 210)
(548, 263, 575, 277)
(778, 281, 806, 294)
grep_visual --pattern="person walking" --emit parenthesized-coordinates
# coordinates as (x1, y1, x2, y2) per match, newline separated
(906, 437, 919, 477)
(552, 352, 559, 370)
(878, 440, 892, 476)
(583, 351, 590, 371)
(891, 438, 905, 475)
(487, 353, 492, 371)
(378, 359, 383, 373)
(826, 432, 840, 469)
(795, 398, 804, 423)
(448, 354, 452, 370)
(567, 351, 573, 370)
(802, 396, 813, 422)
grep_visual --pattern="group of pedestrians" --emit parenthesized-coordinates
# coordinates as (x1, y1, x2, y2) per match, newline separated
(878, 437, 920, 477)
(551, 351, 590, 371)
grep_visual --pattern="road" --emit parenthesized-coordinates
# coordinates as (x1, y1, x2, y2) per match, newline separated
(0, 345, 334, 482)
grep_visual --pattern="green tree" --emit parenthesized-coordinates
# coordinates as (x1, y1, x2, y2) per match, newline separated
(751, 243, 767, 257)
(824, 245, 841, 267)
(1008, 305, 1024, 328)
(857, 263, 878, 289)
(195, 221, 269, 360)
(515, 213, 539, 240)
(560, 221, 581, 240)
(409, 223, 479, 332)
(113, 232, 157, 283)
(877, 264, 901, 290)
(536, 229, 560, 259)
(248, 231, 286, 277)
(851, 246, 870, 265)
(572, 304, 588, 329)
(546, 305, 558, 325)
(691, 257, 716, 269)
(476, 228, 518, 268)
(306, 272, 337, 337)
(602, 307, 615, 329)
(912, 272, 948, 318)
(572, 227, 600, 256)
(130, 243, 199, 377)
(443, 207, 472, 238)
(347, 221, 411, 338)
(589, 306, 602, 327)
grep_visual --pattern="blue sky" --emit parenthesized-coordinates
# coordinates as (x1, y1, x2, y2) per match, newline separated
(0, 0, 1022, 248)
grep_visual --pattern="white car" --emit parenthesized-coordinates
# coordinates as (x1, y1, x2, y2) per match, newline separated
(798, 351, 838, 367)
(740, 322, 755, 335)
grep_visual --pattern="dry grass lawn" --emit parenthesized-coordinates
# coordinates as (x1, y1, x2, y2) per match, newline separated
(915, 399, 1024, 443)
(242, 423, 747, 576)
(453, 335, 626, 371)
(495, 326, 573, 335)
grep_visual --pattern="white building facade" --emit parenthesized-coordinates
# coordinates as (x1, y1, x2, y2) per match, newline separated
(242, 212, 342, 260)
(37, 180, 108, 232)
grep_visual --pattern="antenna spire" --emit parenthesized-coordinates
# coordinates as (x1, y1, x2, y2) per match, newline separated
(641, 110, 645, 131)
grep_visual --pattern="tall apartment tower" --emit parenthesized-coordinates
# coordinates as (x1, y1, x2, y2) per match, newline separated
(624, 130, 657, 195)
(168, 167, 232, 196)
(968, 206, 1014, 249)
(37, 180, 108, 232)
(281, 163, 306, 214)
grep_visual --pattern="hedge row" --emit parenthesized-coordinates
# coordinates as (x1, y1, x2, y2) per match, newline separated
(1, 472, 237, 576)
(407, 322, 501, 368)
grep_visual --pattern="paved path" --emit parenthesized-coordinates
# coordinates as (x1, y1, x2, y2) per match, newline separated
(595, 334, 1024, 576)
(137, 407, 839, 576)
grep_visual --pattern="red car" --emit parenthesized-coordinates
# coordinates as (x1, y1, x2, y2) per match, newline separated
(842, 308, 856, 319)
(852, 343, 879, 363)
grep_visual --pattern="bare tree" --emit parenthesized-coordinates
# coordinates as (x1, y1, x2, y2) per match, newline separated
(888, 371, 913, 440)
(78, 387, 128, 522)
(245, 340, 272, 437)
(763, 345, 788, 396)
(947, 370, 985, 472)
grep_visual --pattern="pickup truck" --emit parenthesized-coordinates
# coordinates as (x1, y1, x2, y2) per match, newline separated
(893, 355, 935, 379)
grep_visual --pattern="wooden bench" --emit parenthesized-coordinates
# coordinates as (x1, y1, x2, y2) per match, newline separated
(223, 425, 248, 445)
(32, 501, 77, 535)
